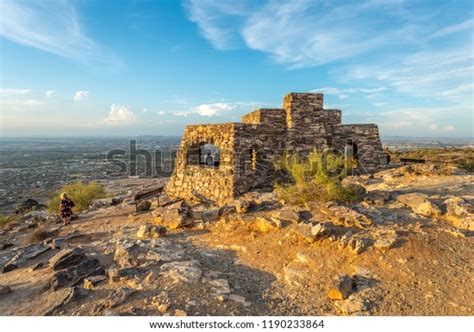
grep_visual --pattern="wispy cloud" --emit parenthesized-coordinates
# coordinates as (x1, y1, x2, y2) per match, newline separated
(73, 90, 89, 102)
(0, 99, 45, 110)
(184, 0, 473, 111)
(184, 0, 252, 49)
(0, 88, 44, 110)
(431, 19, 474, 38)
(313, 86, 387, 100)
(0, 0, 122, 69)
(337, 46, 474, 105)
(0, 88, 31, 95)
(184, 0, 430, 67)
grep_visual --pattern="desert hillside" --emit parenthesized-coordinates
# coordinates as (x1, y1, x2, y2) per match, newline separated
(0, 164, 472, 316)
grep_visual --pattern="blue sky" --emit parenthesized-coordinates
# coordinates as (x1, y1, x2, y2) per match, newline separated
(0, 0, 472, 137)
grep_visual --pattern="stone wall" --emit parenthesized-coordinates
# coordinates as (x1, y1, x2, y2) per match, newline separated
(339, 124, 386, 172)
(241, 108, 287, 129)
(232, 123, 286, 195)
(166, 92, 386, 204)
(166, 123, 236, 204)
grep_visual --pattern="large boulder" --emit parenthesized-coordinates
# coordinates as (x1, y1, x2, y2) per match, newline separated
(271, 207, 300, 223)
(136, 224, 166, 239)
(48, 248, 105, 290)
(49, 248, 87, 271)
(443, 197, 474, 230)
(113, 241, 146, 268)
(327, 274, 354, 300)
(3, 243, 50, 273)
(397, 193, 441, 217)
(154, 200, 193, 229)
(51, 258, 104, 290)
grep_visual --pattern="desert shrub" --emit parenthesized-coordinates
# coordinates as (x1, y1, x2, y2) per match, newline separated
(457, 158, 474, 172)
(273, 148, 364, 207)
(48, 181, 107, 214)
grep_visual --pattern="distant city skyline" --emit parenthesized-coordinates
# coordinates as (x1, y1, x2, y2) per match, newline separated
(0, 0, 473, 137)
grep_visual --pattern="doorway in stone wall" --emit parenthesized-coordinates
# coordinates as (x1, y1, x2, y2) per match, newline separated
(352, 141, 359, 162)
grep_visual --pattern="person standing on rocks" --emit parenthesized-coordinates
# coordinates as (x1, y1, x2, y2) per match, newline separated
(59, 192, 75, 225)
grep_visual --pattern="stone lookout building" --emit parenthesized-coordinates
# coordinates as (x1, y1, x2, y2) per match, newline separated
(166, 92, 385, 205)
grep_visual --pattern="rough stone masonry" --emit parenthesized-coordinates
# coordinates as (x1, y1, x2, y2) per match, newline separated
(166, 92, 386, 205)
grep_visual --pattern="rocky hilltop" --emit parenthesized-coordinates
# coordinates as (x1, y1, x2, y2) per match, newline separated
(0, 163, 472, 316)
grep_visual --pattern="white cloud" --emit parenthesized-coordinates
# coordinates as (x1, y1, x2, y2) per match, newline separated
(0, 0, 121, 68)
(174, 101, 262, 117)
(158, 111, 165, 115)
(195, 102, 236, 116)
(105, 104, 136, 125)
(0, 99, 44, 110)
(0, 88, 31, 95)
(73, 90, 89, 102)
(45, 90, 55, 98)
(0, 88, 43, 110)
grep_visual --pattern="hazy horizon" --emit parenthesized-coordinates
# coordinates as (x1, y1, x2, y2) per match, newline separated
(0, 134, 473, 142)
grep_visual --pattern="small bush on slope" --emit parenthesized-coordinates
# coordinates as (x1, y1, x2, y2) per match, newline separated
(273, 148, 364, 207)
